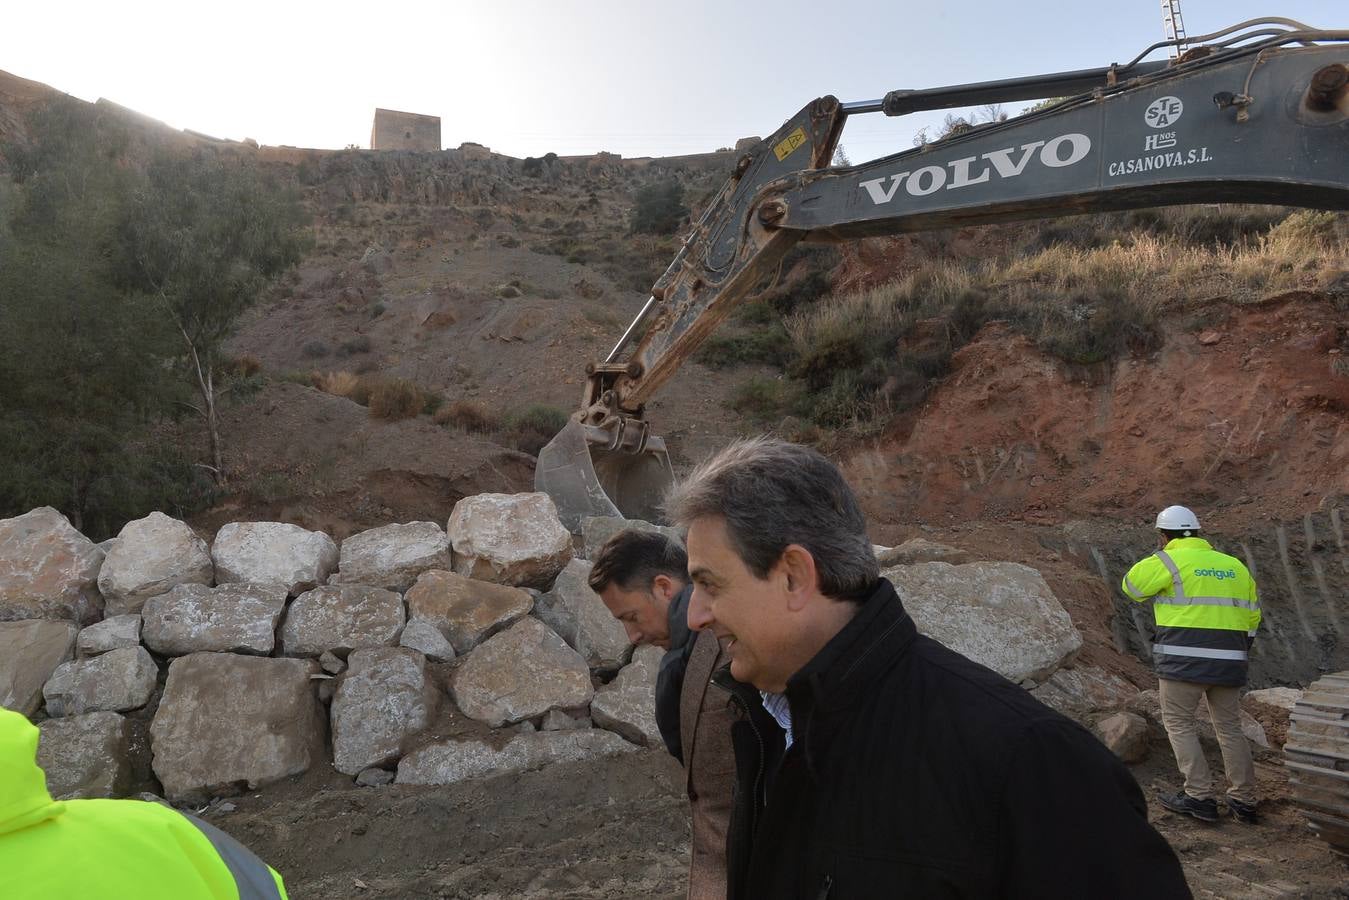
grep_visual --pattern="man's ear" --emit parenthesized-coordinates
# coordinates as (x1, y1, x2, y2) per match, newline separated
(650, 573, 678, 604)
(778, 544, 819, 612)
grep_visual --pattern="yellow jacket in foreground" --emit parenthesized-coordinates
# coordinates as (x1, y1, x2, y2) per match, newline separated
(0, 707, 288, 899)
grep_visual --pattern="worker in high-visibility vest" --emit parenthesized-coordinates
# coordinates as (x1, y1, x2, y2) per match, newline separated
(1122, 505, 1261, 825)
(0, 707, 288, 899)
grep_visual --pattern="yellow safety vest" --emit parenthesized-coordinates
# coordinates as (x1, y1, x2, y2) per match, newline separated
(0, 708, 288, 899)
(1121, 537, 1259, 685)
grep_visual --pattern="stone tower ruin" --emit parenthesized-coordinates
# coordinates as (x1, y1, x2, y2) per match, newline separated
(370, 108, 441, 151)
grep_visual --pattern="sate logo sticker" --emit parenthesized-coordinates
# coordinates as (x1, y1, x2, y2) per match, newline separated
(774, 127, 808, 162)
(1145, 96, 1184, 128)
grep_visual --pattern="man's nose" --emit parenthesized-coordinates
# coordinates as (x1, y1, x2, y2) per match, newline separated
(687, 588, 714, 631)
(623, 622, 642, 644)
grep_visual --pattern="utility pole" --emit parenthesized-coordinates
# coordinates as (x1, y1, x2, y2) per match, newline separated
(1160, 0, 1188, 59)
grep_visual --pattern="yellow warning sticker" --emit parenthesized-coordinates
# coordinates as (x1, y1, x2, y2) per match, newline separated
(773, 127, 808, 162)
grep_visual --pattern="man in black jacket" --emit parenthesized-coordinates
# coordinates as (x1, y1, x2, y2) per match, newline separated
(667, 437, 1192, 899)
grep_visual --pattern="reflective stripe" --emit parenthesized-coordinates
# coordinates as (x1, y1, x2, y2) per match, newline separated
(1154, 595, 1260, 612)
(1153, 550, 1186, 599)
(184, 814, 284, 900)
(1153, 644, 1248, 661)
(1123, 575, 1144, 598)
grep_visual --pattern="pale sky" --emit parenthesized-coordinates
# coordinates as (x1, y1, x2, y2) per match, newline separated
(2, 0, 1340, 161)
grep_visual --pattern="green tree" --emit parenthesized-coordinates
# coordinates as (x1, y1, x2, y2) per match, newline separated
(116, 153, 309, 484)
(0, 98, 203, 536)
(629, 178, 688, 235)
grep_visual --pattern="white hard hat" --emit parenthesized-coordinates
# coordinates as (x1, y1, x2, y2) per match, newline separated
(1155, 505, 1201, 532)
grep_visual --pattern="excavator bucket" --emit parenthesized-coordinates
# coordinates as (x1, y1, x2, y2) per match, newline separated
(534, 419, 675, 532)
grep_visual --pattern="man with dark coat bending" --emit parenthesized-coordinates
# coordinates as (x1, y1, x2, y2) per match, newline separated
(667, 436, 1192, 899)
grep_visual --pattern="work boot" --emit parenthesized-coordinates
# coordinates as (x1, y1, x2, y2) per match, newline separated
(1227, 798, 1259, 825)
(1160, 791, 1219, 823)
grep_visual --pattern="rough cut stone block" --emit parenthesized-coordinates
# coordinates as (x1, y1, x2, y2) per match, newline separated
(331, 648, 438, 775)
(211, 521, 339, 595)
(150, 653, 325, 802)
(876, 538, 972, 567)
(0, 619, 79, 716)
(335, 522, 450, 592)
(43, 646, 158, 717)
(37, 711, 131, 799)
(1092, 711, 1150, 763)
(141, 583, 289, 656)
(533, 558, 631, 670)
(76, 614, 142, 657)
(0, 507, 104, 624)
(883, 562, 1082, 684)
(404, 569, 531, 655)
(396, 730, 635, 785)
(451, 617, 593, 727)
(1244, 687, 1303, 711)
(447, 493, 572, 589)
(280, 584, 405, 657)
(591, 644, 663, 746)
(580, 516, 683, 561)
(98, 512, 213, 616)
(1030, 665, 1139, 716)
(400, 619, 455, 661)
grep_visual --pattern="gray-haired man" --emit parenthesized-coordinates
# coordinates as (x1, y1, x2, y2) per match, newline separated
(669, 437, 1190, 899)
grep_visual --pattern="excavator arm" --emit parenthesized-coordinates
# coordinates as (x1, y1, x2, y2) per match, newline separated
(537, 20, 1349, 529)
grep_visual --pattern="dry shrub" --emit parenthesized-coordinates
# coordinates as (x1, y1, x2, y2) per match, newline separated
(433, 400, 498, 433)
(316, 370, 360, 399)
(368, 378, 427, 420)
(226, 354, 262, 377)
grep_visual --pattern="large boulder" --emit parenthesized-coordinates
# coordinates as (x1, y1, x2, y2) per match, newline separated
(280, 585, 405, 657)
(150, 653, 325, 802)
(0, 619, 79, 716)
(0, 507, 104, 624)
(533, 558, 632, 670)
(211, 522, 339, 595)
(396, 730, 635, 785)
(591, 644, 663, 746)
(447, 493, 572, 589)
(97, 512, 213, 616)
(43, 646, 158, 717)
(404, 569, 532, 654)
(580, 516, 683, 560)
(331, 648, 438, 775)
(335, 522, 450, 592)
(76, 615, 142, 657)
(451, 617, 593, 727)
(1030, 665, 1140, 716)
(141, 583, 289, 656)
(37, 711, 131, 798)
(883, 562, 1082, 684)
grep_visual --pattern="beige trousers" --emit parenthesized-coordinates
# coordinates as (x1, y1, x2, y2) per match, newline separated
(1158, 678, 1257, 805)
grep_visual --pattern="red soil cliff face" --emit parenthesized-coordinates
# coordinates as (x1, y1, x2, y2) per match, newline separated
(845, 291, 1349, 534)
